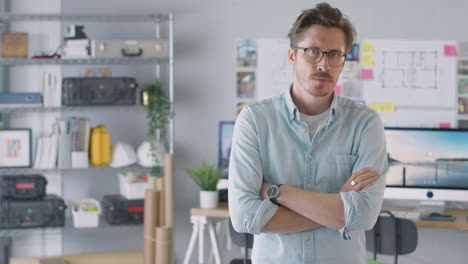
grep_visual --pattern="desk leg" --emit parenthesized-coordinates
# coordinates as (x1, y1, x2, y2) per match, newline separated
(198, 218, 206, 264)
(208, 221, 224, 264)
(183, 217, 200, 264)
(208, 221, 222, 264)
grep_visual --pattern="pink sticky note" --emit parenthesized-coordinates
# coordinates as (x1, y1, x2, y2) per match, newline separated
(444, 45, 457, 56)
(360, 69, 374, 80)
(439, 123, 451, 128)
(334, 85, 342, 96)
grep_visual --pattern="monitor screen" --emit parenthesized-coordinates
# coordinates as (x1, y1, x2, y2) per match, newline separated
(384, 127, 468, 201)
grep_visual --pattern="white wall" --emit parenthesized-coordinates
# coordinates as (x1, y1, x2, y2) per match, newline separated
(9, 0, 468, 263)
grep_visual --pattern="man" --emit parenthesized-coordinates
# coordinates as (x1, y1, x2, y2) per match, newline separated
(228, 3, 388, 263)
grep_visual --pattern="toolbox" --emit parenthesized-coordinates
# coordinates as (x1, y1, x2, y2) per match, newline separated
(91, 40, 168, 58)
(0, 175, 47, 200)
(0, 194, 66, 229)
(101, 194, 144, 225)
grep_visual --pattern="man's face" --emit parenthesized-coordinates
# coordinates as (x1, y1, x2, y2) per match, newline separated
(288, 25, 346, 98)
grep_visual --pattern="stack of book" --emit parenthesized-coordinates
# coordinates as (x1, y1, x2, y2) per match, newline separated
(34, 117, 91, 169)
(62, 39, 90, 59)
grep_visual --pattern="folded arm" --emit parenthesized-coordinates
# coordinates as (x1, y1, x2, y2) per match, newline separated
(266, 115, 388, 236)
(229, 107, 321, 235)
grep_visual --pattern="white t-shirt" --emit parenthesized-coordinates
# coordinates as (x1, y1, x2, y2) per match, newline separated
(299, 108, 331, 141)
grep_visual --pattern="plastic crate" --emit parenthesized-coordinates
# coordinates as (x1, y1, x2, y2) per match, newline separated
(118, 172, 148, 199)
(70, 199, 101, 228)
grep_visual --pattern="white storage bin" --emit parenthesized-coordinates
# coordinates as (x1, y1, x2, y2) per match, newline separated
(118, 171, 148, 199)
(71, 199, 101, 228)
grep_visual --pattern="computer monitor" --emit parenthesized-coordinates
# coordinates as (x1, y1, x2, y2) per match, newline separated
(384, 127, 468, 203)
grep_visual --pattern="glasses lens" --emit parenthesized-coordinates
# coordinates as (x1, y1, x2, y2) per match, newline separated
(304, 48, 322, 63)
(328, 51, 345, 66)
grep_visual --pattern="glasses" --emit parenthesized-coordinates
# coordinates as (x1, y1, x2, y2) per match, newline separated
(293, 46, 346, 67)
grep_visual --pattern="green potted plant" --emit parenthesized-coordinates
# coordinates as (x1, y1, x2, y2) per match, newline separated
(186, 162, 222, 209)
(140, 81, 174, 177)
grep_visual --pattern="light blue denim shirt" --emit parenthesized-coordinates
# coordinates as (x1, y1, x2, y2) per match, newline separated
(228, 89, 388, 264)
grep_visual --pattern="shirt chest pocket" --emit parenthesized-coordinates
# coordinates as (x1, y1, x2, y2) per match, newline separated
(326, 154, 358, 193)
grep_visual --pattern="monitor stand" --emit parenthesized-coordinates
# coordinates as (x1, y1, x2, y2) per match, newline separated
(416, 201, 456, 221)
(416, 200, 446, 213)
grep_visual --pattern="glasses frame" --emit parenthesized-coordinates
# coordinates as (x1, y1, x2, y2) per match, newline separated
(293, 46, 347, 67)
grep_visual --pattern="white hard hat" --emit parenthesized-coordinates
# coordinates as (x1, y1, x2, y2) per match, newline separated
(137, 140, 165, 167)
(110, 141, 137, 168)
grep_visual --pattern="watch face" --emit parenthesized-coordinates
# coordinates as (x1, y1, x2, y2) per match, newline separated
(267, 185, 279, 199)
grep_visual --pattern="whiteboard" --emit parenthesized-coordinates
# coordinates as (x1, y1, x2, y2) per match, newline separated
(256, 39, 293, 100)
(361, 40, 457, 108)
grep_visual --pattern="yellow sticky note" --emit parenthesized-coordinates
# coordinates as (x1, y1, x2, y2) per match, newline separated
(361, 41, 374, 52)
(361, 54, 374, 66)
(382, 102, 396, 113)
(370, 102, 383, 112)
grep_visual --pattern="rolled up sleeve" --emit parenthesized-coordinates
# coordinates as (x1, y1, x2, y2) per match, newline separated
(228, 106, 279, 235)
(339, 113, 388, 240)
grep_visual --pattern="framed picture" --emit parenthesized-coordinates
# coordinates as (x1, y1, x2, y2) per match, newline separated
(237, 72, 256, 99)
(0, 129, 32, 168)
(236, 39, 257, 67)
(459, 79, 468, 95)
(218, 121, 235, 179)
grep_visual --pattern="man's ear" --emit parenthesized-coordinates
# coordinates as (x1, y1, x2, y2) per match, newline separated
(288, 48, 296, 67)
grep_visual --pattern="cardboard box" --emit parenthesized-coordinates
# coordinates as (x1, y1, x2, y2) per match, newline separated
(2, 32, 28, 58)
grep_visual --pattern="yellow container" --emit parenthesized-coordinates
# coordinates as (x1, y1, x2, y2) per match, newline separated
(90, 125, 111, 167)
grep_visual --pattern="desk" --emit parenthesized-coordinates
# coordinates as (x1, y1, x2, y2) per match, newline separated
(183, 203, 229, 264)
(382, 206, 468, 230)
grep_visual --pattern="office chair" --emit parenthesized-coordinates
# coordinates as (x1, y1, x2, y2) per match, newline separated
(365, 210, 418, 264)
(228, 219, 254, 264)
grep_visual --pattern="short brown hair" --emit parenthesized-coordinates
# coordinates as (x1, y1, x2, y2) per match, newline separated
(287, 2, 356, 52)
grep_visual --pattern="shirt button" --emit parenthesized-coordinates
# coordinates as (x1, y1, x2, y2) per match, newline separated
(303, 128, 307, 133)
(307, 154, 312, 159)
(306, 184, 311, 188)
(305, 236, 310, 241)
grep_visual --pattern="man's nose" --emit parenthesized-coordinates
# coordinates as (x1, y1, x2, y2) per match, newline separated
(316, 55, 330, 72)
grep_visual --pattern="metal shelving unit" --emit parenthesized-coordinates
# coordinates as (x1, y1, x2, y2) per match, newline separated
(0, 164, 145, 175)
(0, 57, 169, 65)
(0, 216, 143, 237)
(0, 105, 144, 113)
(0, 10, 174, 259)
(0, 13, 170, 22)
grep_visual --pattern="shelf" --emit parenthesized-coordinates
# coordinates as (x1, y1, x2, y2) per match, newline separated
(0, 164, 147, 175)
(0, 216, 143, 237)
(0, 105, 144, 113)
(0, 13, 171, 22)
(0, 57, 169, 66)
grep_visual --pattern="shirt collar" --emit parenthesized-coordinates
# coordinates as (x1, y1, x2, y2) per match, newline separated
(284, 86, 339, 123)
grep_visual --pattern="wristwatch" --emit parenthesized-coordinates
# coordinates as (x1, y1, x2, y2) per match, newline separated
(267, 184, 283, 205)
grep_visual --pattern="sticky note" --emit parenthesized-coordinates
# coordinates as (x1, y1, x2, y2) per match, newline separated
(360, 69, 374, 80)
(439, 123, 451, 128)
(361, 41, 374, 52)
(444, 45, 457, 56)
(334, 85, 342, 96)
(382, 102, 396, 113)
(361, 54, 374, 66)
(370, 102, 383, 112)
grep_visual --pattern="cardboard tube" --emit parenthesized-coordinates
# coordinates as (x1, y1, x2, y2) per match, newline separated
(155, 226, 172, 264)
(164, 154, 174, 228)
(156, 178, 166, 227)
(144, 189, 160, 264)
(148, 176, 158, 190)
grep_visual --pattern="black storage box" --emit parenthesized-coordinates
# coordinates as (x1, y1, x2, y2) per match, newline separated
(101, 194, 144, 225)
(0, 175, 47, 200)
(62, 77, 138, 106)
(0, 194, 66, 229)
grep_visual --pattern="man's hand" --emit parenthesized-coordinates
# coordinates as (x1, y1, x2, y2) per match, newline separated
(340, 168, 379, 192)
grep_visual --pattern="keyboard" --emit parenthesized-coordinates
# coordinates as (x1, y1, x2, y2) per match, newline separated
(388, 211, 421, 219)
